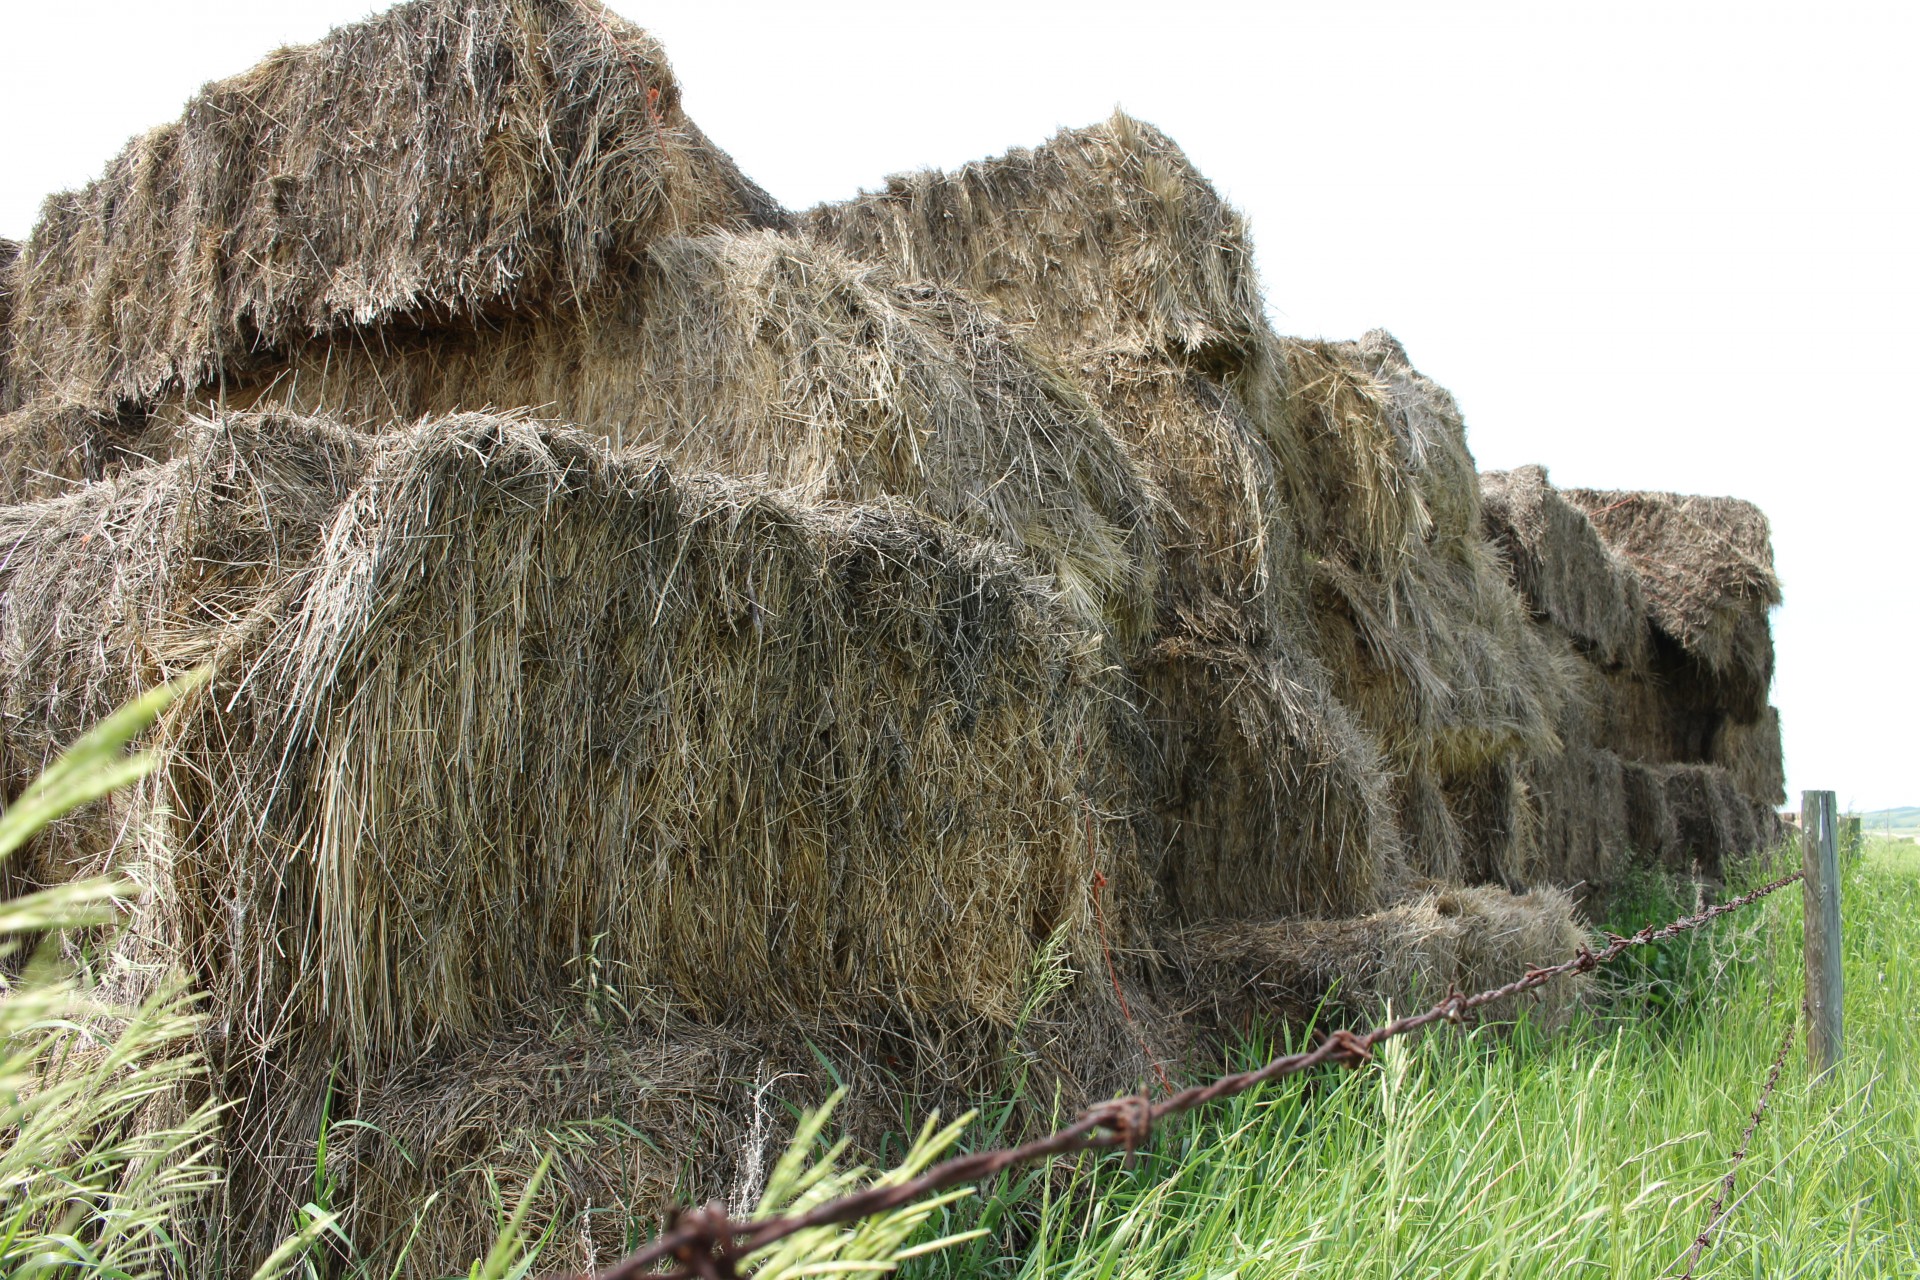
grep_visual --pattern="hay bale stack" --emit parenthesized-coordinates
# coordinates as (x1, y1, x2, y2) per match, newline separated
(1177, 884, 1588, 1031)
(806, 113, 1568, 901)
(1475, 465, 1785, 886)
(805, 113, 1266, 365)
(1, 406, 1153, 1269)
(1564, 488, 1780, 722)
(4, 0, 782, 416)
(805, 117, 1406, 920)
(1480, 465, 1647, 668)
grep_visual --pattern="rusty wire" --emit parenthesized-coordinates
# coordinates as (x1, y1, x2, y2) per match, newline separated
(564, 870, 1806, 1280)
(1673, 1010, 1800, 1279)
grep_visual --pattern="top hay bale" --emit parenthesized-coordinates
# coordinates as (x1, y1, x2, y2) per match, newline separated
(1563, 487, 1780, 719)
(4, 0, 782, 414)
(1480, 464, 1647, 668)
(805, 112, 1266, 365)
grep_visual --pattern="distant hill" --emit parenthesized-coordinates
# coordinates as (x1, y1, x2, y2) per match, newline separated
(1856, 806, 1920, 832)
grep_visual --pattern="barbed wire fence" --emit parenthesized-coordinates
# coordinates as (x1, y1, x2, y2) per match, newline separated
(561, 869, 1809, 1280)
(1671, 1010, 1800, 1279)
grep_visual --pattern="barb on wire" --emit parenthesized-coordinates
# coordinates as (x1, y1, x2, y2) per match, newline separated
(565, 870, 1805, 1280)
(1673, 1010, 1800, 1279)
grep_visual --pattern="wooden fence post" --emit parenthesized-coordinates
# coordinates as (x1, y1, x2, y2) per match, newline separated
(1801, 790, 1843, 1078)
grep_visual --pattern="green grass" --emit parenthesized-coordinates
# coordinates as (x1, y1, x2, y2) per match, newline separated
(902, 843, 1920, 1278)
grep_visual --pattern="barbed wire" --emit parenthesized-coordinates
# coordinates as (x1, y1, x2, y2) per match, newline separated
(1673, 1009, 1800, 1279)
(565, 869, 1807, 1280)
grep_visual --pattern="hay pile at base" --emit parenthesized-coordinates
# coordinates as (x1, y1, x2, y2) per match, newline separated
(0, 2, 1789, 1273)
(1177, 883, 1590, 1031)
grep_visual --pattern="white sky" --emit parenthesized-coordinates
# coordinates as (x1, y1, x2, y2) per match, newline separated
(3, 1, 1914, 809)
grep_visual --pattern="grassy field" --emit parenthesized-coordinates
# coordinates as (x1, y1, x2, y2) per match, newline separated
(902, 841, 1920, 1279)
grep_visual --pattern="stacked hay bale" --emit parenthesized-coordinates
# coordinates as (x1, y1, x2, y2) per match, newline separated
(0, 1, 1784, 1271)
(1480, 466, 1785, 893)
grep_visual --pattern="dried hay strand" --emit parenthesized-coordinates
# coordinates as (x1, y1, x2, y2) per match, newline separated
(1564, 488, 1780, 720)
(1480, 465, 1647, 668)
(0, 412, 370, 887)
(1177, 883, 1589, 1031)
(161, 412, 1117, 1069)
(5, 0, 782, 414)
(804, 112, 1266, 365)
(1139, 638, 1400, 923)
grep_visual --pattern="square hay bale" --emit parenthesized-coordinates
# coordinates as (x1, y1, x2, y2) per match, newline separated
(1564, 488, 1780, 721)
(804, 112, 1267, 365)
(265, 978, 1170, 1277)
(161, 413, 1118, 1068)
(1712, 704, 1787, 807)
(1621, 759, 1679, 866)
(1657, 763, 1763, 879)
(1395, 768, 1467, 884)
(5, 0, 782, 414)
(1524, 745, 1630, 898)
(1445, 761, 1540, 890)
(1138, 638, 1399, 923)
(1480, 465, 1648, 669)
(1078, 354, 1296, 647)
(0, 401, 175, 504)
(1176, 884, 1589, 1032)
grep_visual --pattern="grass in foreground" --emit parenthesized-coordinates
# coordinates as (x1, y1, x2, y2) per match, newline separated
(904, 843, 1920, 1278)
